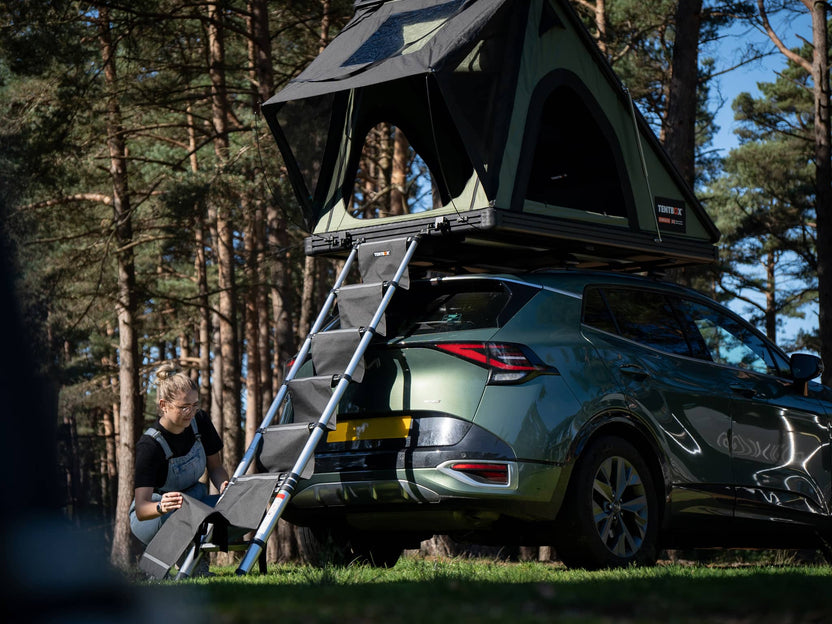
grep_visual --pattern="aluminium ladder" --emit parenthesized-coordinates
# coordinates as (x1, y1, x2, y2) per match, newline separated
(176, 235, 419, 577)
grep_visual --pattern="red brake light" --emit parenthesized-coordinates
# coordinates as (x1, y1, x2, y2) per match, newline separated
(434, 342, 553, 383)
(450, 462, 509, 485)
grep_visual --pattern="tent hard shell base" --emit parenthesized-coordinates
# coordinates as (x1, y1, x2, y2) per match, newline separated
(303, 207, 717, 274)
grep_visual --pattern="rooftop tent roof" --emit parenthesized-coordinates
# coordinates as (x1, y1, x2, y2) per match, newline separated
(264, 0, 506, 104)
(262, 0, 721, 273)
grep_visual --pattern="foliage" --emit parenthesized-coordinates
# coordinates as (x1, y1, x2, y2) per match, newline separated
(704, 27, 820, 346)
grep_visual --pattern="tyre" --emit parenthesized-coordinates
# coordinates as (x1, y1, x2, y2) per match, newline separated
(555, 435, 659, 570)
(297, 526, 403, 568)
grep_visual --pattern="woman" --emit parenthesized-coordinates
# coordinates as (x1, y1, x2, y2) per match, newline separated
(130, 364, 229, 546)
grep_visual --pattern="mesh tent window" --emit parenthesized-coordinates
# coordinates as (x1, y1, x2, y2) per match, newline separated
(337, 77, 473, 217)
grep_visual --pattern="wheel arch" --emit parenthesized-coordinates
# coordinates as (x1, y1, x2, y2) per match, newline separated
(568, 411, 671, 527)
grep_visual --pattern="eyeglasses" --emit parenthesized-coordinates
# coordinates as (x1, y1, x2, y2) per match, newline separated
(169, 401, 199, 415)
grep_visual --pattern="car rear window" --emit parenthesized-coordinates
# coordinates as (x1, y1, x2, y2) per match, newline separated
(385, 279, 536, 337)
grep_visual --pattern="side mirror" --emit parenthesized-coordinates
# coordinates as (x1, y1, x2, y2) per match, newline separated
(790, 353, 824, 382)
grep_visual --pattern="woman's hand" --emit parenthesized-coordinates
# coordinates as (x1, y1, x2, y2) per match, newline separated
(158, 491, 183, 514)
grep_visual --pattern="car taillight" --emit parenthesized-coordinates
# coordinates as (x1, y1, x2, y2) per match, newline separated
(433, 342, 554, 384)
(449, 462, 510, 485)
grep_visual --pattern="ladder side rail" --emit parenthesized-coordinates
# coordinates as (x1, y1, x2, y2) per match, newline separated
(231, 245, 360, 480)
(235, 236, 420, 575)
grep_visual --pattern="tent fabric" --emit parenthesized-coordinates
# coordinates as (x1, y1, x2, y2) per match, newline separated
(138, 473, 280, 579)
(264, 0, 506, 105)
(262, 0, 720, 271)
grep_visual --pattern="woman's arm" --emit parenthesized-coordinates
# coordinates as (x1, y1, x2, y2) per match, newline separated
(206, 452, 230, 493)
(134, 486, 183, 520)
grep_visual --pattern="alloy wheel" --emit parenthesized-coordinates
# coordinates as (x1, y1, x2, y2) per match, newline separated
(591, 455, 649, 557)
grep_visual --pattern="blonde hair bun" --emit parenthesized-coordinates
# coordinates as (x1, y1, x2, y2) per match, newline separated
(155, 363, 197, 403)
(155, 363, 179, 382)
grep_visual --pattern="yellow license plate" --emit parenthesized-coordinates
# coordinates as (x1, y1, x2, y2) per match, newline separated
(327, 416, 412, 443)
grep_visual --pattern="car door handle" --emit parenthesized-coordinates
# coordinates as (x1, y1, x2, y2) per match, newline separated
(730, 384, 757, 399)
(619, 364, 649, 379)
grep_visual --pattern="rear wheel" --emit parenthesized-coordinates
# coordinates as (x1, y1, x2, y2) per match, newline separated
(555, 435, 659, 570)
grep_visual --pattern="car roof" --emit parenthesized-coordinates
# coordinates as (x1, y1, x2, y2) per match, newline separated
(424, 270, 706, 300)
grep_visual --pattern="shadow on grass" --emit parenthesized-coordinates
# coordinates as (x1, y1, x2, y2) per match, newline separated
(140, 560, 832, 624)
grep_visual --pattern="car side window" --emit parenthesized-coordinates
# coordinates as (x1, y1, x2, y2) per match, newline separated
(582, 287, 617, 334)
(676, 298, 779, 375)
(587, 287, 693, 357)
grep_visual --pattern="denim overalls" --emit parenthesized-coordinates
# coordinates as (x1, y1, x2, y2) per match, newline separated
(129, 420, 216, 545)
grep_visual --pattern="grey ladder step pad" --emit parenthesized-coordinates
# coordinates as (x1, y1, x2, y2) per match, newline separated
(310, 328, 365, 383)
(358, 238, 410, 289)
(337, 282, 386, 335)
(259, 422, 317, 478)
(263, 374, 333, 478)
(286, 376, 334, 424)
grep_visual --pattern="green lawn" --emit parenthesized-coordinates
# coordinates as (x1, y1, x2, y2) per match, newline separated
(139, 556, 832, 623)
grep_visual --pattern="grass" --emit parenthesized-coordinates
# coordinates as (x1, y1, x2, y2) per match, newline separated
(137, 555, 832, 623)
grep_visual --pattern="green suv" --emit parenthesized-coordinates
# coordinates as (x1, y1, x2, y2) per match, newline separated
(284, 271, 830, 569)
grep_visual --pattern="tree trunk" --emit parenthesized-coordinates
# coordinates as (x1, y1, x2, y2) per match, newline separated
(211, 315, 224, 443)
(187, 102, 212, 409)
(664, 0, 702, 187)
(244, 199, 262, 453)
(758, 0, 830, 376)
(298, 254, 317, 340)
(270, 208, 296, 394)
(208, 1, 241, 464)
(98, 6, 142, 571)
(377, 122, 392, 216)
(195, 221, 212, 410)
(101, 323, 118, 512)
(295, 2, 335, 342)
(765, 251, 777, 342)
(390, 127, 409, 215)
(810, 1, 832, 384)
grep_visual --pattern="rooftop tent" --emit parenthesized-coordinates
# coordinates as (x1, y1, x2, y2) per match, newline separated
(261, 0, 720, 272)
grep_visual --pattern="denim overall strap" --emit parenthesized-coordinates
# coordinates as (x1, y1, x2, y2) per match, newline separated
(159, 419, 206, 494)
(145, 427, 174, 460)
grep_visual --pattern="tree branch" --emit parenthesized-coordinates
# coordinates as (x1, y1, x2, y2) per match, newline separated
(757, 0, 812, 74)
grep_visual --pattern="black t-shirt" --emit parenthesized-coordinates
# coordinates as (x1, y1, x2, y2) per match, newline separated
(134, 410, 223, 490)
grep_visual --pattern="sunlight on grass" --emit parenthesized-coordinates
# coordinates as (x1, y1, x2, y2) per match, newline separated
(139, 555, 832, 623)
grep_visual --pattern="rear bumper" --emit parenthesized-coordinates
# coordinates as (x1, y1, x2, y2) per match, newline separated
(283, 415, 565, 531)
